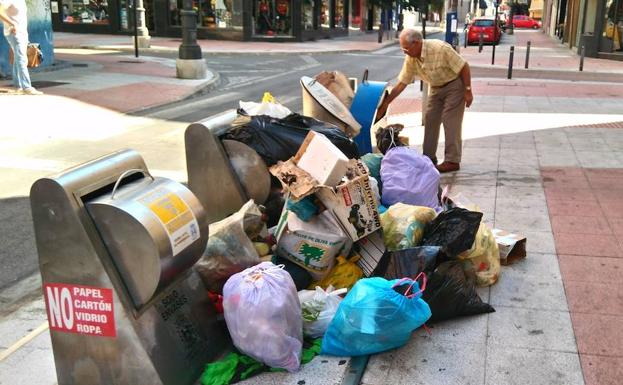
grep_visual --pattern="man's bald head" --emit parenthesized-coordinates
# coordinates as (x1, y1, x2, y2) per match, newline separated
(399, 29, 423, 45)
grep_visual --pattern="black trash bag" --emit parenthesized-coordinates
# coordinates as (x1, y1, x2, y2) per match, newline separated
(375, 124, 405, 155)
(372, 246, 441, 279)
(222, 112, 359, 166)
(271, 255, 313, 291)
(422, 261, 495, 323)
(420, 208, 483, 262)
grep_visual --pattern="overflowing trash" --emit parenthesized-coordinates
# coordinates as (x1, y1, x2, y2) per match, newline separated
(194, 70, 527, 384)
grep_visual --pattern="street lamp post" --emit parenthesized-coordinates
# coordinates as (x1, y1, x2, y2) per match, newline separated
(134, 0, 151, 48)
(176, 0, 207, 79)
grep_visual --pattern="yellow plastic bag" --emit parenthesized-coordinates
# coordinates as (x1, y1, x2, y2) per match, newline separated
(380, 203, 437, 251)
(310, 254, 363, 291)
(458, 222, 500, 287)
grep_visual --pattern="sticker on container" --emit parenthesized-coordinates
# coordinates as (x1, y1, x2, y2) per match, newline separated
(43, 283, 116, 337)
(138, 187, 200, 256)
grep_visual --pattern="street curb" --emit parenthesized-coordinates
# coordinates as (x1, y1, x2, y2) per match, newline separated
(55, 40, 400, 56)
(127, 69, 222, 115)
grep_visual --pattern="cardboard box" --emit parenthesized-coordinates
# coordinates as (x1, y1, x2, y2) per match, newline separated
(295, 131, 349, 187)
(315, 160, 381, 241)
(271, 159, 381, 242)
(275, 209, 352, 279)
(354, 230, 386, 276)
(492, 229, 527, 265)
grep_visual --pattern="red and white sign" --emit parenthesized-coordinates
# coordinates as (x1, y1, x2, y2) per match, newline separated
(43, 283, 116, 338)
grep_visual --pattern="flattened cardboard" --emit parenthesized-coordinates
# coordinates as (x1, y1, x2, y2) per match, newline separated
(354, 230, 385, 276)
(492, 228, 527, 265)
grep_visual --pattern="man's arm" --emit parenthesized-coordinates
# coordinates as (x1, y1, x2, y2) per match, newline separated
(460, 62, 473, 108)
(375, 81, 408, 122)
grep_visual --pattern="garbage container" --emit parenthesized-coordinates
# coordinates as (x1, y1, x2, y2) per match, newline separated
(31, 149, 227, 385)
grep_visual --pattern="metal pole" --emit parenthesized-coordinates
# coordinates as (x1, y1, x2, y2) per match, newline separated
(579, 44, 585, 71)
(492, 41, 496, 64)
(525, 41, 531, 69)
(178, 0, 202, 60)
(479, 32, 483, 52)
(133, 0, 139, 58)
(508, 45, 514, 79)
(464, 28, 468, 48)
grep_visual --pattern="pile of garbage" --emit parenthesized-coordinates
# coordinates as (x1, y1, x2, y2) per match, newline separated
(196, 72, 527, 385)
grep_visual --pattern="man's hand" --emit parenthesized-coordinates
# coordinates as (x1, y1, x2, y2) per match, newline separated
(375, 100, 389, 123)
(10, 24, 16, 35)
(464, 90, 473, 108)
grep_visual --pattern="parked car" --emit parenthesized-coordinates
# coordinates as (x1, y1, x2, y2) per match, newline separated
(512, 15, 542, 29)
(467, 17, 502, 45)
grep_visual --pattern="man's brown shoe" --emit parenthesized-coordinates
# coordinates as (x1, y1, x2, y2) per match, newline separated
(436, 161, 460, 173)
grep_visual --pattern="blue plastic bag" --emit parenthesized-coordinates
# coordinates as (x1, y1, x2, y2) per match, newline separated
(380, 147, 441, 211)
(321, 276, 431, 356)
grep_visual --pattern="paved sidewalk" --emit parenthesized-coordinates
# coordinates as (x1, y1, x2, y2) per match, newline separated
(1, 28, 623, 385)
(53, 30, 402, 54)
(0, 30, 400, 113)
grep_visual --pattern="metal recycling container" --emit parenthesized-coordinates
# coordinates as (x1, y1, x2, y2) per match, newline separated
(350, 79, 388, 155)
(86, 172, 209, 308)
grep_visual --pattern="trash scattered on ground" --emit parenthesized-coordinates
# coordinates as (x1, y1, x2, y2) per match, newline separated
(186, 81, 522, 383)
(223, 262, 303, 372)
(299, 286, 347, 338)
(381, 203, 437, 251)
(492, 228, 527, 265)
(196, 200, 266, 293)
(380, 146, 441, 211)
(321, 276, 431, 356)
(422, 261, 495, 323)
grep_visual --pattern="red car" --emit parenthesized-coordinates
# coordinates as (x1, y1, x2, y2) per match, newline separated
(467, 17, 502, 45)
(512, 15, 541, 29)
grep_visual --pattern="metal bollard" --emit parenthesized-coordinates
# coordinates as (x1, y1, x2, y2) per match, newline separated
(492, 42, 496, 65)
(579, 45, 585, 72)
(378, 23, 383, 43)
(525, 41, 531, 69)
(479, 32, 484, 53)
(464, 30, 468, 48)
(508, 46, 514, 79)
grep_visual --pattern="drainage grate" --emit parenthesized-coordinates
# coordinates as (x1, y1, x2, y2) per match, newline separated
(118, 60, 145, 64)
(30, 81, 70, 89)
(72, 63, 88, 68)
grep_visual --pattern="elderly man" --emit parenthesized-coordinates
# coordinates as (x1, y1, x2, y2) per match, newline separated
(377, 29, 472, 173)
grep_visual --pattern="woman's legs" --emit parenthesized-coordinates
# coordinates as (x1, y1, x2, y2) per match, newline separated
(6, 33, 33, 90)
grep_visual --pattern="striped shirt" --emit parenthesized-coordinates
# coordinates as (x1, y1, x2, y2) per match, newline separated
(398, 39, 467, 87)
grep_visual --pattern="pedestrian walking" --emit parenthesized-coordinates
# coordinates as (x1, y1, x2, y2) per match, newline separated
(0, 0, 43, 95)
(377, 28, 473, 173)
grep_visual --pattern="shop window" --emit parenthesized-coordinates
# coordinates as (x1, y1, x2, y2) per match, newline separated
(197, 0, 234, 28)
(303, 0, 315, 29)
(349, 0, 361, 29)
(604, 0, 623, 51)
(254, 0, 292, 36)
(62, 0, 110, 24)
(168, 0, 182, 25)
(335, 0, 344, 27)
(320, 0, 329, 27)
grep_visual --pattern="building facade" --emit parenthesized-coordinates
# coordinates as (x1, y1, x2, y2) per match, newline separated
(543, 0, 622, 58)
(49, 0, 382, 41)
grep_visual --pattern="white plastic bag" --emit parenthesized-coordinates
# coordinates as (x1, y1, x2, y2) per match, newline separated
(239, 100, 292, 119)
(223, 262, 303, 372)
(298, 286, 347, 338)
